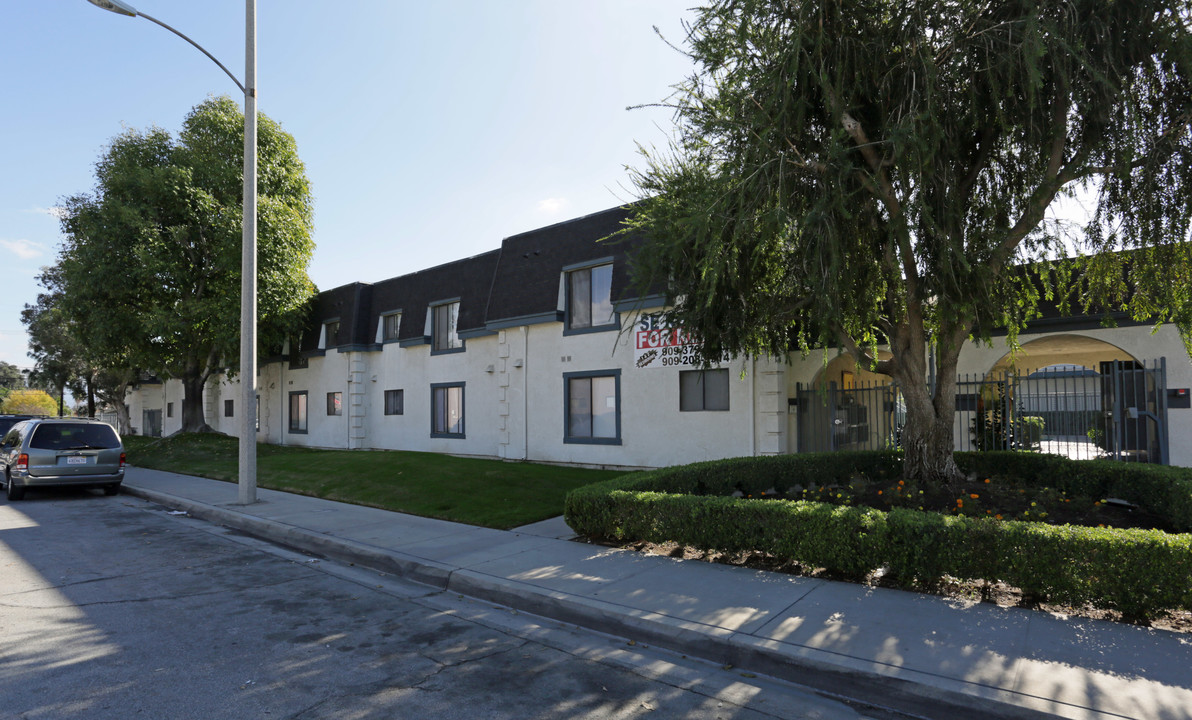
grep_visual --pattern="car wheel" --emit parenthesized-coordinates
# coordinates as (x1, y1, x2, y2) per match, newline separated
(6, 476, 24, 501)
(103, 484, 120, 496)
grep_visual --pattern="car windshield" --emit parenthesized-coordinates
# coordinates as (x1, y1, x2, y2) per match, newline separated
(29, 424, 121, 451)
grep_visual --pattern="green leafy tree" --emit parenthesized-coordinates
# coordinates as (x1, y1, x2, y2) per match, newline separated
(0, 361, 22, 406)
(21, 292, 84, 417)
(1, 389, 58, 417)
(626, 0, 1192, 483)
(24, 273, 139, 430)
(54, 96, 316, 433)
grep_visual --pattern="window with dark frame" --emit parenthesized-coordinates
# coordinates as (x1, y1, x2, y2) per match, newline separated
(288, 391, 308, 433)
(431, 383, 464, 437)
(224, 399, 234, 417)
(679, 369, 730, 412)
(564, 370, 620, 444)
(382, 312, 401, 341)
(384, 389, 404, 415)
(566, 263, 615, 331)
(327, 391, 342, 416)
(323, 320, 340, 348)
(432, 302, 462, 352)
(166, 402, 173, 418)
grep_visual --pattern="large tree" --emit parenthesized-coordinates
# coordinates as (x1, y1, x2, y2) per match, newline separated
(626, 0, 1192, 483)
(54, 96, 316, 433)
(21, 292, 84, 417)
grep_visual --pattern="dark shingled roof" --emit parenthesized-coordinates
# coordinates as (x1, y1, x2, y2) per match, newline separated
(485, 205, 649, 325)
(367, 249, 502, 344)
(291, 206, 661, 354)
(300, 282, 372, 353)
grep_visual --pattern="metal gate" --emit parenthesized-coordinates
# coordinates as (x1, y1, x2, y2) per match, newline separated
(794, 358, 1169, 463)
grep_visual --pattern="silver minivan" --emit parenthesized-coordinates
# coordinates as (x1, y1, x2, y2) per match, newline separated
(0, 418, 125, 501)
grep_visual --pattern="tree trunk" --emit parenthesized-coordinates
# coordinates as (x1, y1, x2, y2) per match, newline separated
(180, 372, 213, 433)
(115, 398, 132, 436)
(886, 329, 965, 486)
(86, 374, 96, 418)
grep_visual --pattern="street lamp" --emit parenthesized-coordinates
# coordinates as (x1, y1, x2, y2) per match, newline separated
(87, 0, 260, 505)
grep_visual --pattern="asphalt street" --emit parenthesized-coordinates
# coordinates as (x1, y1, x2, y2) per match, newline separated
(0, 490, 891, 720)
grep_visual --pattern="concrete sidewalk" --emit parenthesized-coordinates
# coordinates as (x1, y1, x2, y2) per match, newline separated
(121, 467, 1191, 720)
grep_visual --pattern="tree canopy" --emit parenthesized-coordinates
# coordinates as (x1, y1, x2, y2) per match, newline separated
(625, 0, 1192, 482)
(1, 389, 58, 417)
(21, 291, 83, 417)
(0, 362, 23, 406)
(50, 96, 316, 432)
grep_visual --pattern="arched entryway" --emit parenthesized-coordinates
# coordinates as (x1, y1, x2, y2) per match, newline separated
(793, 353, 902, 452)
(986, 334, 1138, 376)
(968, 335, 1166, 462)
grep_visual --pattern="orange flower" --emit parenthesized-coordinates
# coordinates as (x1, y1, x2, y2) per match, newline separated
(956, 498, 964, 507)
(877, 490, 883, 495)
(970, 493, 979, 499)
(984, 478, 991, 484)
(995, 514, 1003, 520)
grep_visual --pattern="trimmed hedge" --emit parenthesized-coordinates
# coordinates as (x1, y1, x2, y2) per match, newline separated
(564, 452, 1192, 620)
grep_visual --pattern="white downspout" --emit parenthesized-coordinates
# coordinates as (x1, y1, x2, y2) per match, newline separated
(529, 326, 534, 460)
(750, 357, 757, 456)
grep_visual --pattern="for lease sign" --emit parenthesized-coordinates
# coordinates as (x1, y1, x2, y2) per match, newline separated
(633, 313, 724, 369)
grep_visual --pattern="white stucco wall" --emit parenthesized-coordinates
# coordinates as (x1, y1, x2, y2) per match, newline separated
(124, 319, 1192, 469)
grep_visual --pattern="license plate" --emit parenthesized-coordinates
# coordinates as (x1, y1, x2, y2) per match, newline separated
(65, 456, 89, 465)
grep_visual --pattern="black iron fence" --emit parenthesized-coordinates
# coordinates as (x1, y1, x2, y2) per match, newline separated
(793, 359, 1168, 463)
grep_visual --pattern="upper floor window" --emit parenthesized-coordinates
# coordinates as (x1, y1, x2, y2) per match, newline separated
(432, 301, 463, 353)
(381, 312, 401, 342)
(566, 263, 615, 333)
(322, 320, 340, 349)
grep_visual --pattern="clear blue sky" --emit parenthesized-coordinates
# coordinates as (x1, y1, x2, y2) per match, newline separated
(0, 0, 697, 369)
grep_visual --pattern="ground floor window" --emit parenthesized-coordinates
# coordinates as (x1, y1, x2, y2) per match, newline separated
(384, 389, 404, 415)
(679, 369, 730, 411)
(431, 383, 464, 437)
(224, 399, 234, 417)
(327, 391, 342, 416)
(564, 370, 620, 444)
(289, 391, 308, 433)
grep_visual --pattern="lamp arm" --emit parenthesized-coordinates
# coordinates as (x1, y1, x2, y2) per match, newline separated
(136, 11, 246, 94)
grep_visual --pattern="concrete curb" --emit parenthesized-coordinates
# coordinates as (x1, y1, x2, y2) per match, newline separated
(121, 484, 1066, 720)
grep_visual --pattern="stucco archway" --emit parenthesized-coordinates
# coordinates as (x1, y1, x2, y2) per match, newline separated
(974, 335, 1148, 460)
(986, 334, 1138, 377)
(811, 351, 894, 389)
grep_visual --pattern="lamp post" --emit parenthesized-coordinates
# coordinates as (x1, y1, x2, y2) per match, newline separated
(87, 0, 259, 505)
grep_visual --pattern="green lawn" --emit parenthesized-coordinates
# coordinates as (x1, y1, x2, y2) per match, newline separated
(123, 434, 629, 529)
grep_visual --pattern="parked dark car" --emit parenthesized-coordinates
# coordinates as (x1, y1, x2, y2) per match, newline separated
(0, 414, 35, 438)
(0, 418, 125, 501)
